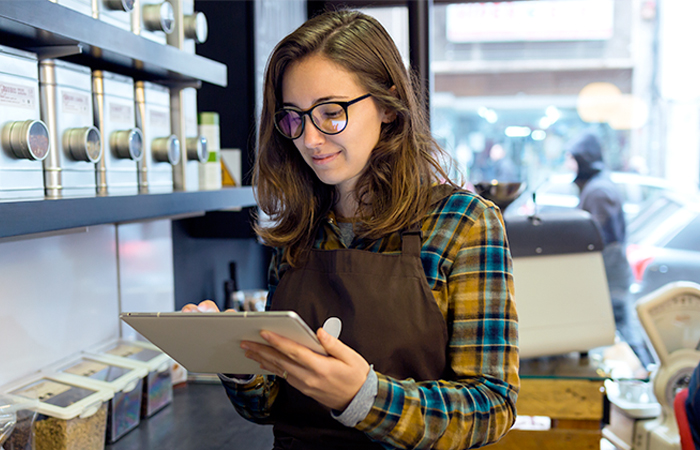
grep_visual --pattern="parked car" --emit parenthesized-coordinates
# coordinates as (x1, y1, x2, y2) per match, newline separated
(503, 171, 679, 224)
(626, 191, 700, 302)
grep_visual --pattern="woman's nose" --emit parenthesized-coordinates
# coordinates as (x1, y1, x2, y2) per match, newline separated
(302, 116, 325, 148)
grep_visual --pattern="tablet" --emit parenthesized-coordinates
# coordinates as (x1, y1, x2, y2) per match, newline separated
(119, 311, 326, 375)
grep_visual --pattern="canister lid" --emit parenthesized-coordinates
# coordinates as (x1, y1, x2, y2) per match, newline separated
(47, 354, 147, 394)
(39, 59, 92, 75)
(89, 339, 172, 373)
(0, 45, 38, 62)
(198, 112, 219, 126)
(2, 372, 113, 421)
(92, 69, 133, 85)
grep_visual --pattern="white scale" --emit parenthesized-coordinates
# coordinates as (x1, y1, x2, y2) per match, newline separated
(604, 281, 700, 450)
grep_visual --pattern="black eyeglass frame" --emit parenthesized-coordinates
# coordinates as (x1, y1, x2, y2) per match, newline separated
(273, 93, 372, 140)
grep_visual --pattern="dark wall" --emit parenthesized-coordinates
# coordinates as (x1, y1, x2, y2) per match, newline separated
(172, 1, 269, 311)
(195, 0, 256, 185)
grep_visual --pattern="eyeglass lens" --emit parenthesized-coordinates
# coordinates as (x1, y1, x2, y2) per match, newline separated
(275, 103, 348, 139)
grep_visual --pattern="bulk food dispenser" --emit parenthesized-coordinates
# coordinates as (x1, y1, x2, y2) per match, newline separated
(89, 339, 173, 418)
(46, 353, 147, 443)
(0, 45, 51, 200)
(40, 59, 102, 198)
(135, 81, 180, 193)
(2, 372, 113, 450)
(92, 70, 143, 195)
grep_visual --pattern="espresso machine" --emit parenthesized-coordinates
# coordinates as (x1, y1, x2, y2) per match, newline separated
(476, 181, 617, 358)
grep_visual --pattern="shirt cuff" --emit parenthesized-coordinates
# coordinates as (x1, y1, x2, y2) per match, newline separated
(332, 365, 378, 427)
(218, 373, 256, 384)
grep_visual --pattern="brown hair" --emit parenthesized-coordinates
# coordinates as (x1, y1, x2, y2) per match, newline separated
(254, 9, 455, 266)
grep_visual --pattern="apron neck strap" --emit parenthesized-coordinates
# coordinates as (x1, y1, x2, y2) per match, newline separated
(401, 221, 423, 257)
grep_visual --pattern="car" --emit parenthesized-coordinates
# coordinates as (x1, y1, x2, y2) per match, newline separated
(503, 171, 680, 224)
(626, 191, 700, 302)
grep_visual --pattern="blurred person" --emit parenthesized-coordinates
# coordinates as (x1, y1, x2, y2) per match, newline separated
(482, 143, 518, 183)
(566, 131, 652, 367)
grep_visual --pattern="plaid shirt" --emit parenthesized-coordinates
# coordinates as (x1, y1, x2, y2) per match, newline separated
(221, 188, 520, 449)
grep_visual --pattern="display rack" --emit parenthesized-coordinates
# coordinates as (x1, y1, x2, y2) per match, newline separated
(0, 187, 256, 239)
(0, 1, 255, 239)
(0, 1, 226, 86)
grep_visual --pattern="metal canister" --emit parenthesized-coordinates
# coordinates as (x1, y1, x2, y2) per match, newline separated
(172, 86, 207, 191)
(132, 0, 175, 45)
(0, 45, 51, 199)
(92, 70, 143, 195)
(40, 59, 102, 198)
(135, 81, 179, 193)
(94, 0, 135, 31)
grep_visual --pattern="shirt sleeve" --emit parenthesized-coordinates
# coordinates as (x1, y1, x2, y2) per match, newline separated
(355, 204, 520, 449)
(220, 374, 280, 424)
(218, 248, 284, 424)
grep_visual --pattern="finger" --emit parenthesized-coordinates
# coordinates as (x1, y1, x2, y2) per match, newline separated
(181, 303, 199, 312)
(197, 300, 220, 312)
(259, 331, 320, 366)
(316, 328, 362, 364)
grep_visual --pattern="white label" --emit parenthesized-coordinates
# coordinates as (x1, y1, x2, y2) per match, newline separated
(64, 360, 110, 377)
(109, 102, 133, 124)
(14, 380, 72, 401)
(0, 82, 36, 109)
(149, 109, 170, 129)
(61, 91, 90, 115)
(107, 343, 144, 358)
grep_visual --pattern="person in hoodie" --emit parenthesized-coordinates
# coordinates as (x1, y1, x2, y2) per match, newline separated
(566, 131, 652, 367)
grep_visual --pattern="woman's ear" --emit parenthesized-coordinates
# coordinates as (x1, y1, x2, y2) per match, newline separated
(382, 85, 398, 123)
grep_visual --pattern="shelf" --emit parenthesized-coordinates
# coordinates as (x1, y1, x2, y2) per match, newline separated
(0, 187, 256, 239)
(0, 1, 227, 87)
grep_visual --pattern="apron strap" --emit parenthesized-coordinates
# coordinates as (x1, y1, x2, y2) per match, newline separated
(401, 221, 423, 257)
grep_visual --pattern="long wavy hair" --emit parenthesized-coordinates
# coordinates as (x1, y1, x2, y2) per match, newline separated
(254, 9, 455, 266)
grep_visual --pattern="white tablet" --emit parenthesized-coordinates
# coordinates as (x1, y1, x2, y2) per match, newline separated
(119, 311, 326, 375)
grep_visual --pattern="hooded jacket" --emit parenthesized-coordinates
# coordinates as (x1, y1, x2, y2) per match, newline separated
(567, 132, 626, 245)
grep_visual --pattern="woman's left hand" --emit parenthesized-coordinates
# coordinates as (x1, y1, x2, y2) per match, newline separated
(241, 328, 370, 411)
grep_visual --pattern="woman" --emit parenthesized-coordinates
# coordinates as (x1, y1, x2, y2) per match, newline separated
(184, 9, 519, 450)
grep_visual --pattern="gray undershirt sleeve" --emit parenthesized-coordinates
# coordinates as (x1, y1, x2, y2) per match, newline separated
(332, 365, 378, 427)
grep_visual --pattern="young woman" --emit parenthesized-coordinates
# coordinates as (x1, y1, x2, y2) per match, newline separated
(183, 9, 519, 450)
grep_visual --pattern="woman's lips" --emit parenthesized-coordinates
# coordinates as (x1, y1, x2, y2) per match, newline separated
(311, 151, 340, 165)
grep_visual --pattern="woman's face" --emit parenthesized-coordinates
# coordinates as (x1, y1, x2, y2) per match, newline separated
(281, 54, 392, 199)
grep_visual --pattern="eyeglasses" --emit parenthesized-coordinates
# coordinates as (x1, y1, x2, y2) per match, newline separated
(274, 94, 372, 140)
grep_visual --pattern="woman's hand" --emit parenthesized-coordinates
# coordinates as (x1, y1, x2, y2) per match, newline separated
(181, 300, 220, 312)
(241, 328, 370, 411)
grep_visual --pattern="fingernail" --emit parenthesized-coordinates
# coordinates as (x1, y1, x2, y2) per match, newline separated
(241, 343, 249, 350)
(260, 331, 271, 341)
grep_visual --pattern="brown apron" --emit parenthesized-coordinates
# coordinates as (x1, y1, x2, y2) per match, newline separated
(269, 201, 450, 450)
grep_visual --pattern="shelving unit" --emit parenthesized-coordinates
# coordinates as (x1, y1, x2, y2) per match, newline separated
(0, 1, 226, 87)
(0, 1, 257, 239)
(0, 187, 256, 239)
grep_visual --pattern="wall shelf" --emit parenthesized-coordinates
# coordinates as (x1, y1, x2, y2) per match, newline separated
(0, 1, 227, 87)
(0, 187, 256, 239)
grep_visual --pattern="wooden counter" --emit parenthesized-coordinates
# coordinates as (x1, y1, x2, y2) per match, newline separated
(484, 352, 610, 450)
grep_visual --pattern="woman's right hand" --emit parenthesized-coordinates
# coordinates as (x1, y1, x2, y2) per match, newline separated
(181, 299, 220, 312)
